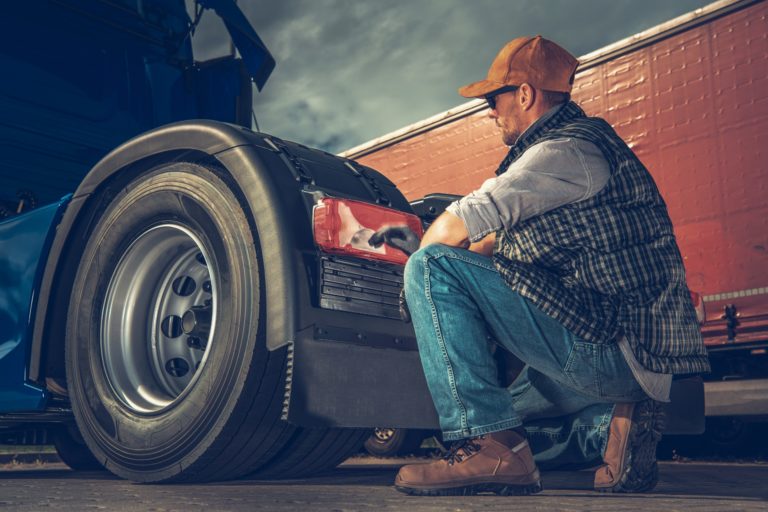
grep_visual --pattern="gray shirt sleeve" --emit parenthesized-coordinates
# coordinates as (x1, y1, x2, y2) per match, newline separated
(446, 137, 611, 243)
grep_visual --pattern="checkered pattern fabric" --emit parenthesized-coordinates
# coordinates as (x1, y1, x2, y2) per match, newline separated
(492, 102, 710, 374)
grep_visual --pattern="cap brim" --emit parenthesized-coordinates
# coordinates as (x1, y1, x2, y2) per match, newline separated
(458, 79, 506, 98)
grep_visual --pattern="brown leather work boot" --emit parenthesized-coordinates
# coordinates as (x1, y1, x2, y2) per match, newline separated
(594, 399, 665, 493)
(395, 430, 542, 496)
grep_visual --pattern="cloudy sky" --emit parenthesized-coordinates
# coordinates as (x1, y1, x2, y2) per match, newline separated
(193, 0, 713, 153)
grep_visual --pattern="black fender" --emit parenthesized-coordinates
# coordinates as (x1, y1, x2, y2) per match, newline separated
(30, 120, 402, 382)
(29, 119, 441, 431)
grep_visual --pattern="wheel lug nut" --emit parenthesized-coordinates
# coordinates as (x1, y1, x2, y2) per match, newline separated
(187, 336, 204, 349)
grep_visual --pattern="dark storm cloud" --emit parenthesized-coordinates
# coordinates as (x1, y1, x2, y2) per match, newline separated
(196, 0, 713, 153)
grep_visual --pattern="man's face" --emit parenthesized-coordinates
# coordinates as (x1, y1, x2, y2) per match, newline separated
(488, 90, 524, 146)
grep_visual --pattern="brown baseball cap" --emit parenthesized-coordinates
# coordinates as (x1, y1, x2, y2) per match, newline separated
(459, 36, 579, 98)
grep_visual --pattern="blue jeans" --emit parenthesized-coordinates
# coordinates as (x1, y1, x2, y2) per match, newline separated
(404, 245, 647, 468)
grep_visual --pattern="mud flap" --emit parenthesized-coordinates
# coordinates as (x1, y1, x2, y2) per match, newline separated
(662, 376, 705, 435)
(282, 329, 439, 429)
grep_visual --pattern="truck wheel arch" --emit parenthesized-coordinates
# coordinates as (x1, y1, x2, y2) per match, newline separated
(30, 120, 300, 385)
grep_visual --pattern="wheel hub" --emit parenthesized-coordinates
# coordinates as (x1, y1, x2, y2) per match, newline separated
(373, 428, 396, 442)
(182, 303, 212, 350)
(101, 223, 218, 414)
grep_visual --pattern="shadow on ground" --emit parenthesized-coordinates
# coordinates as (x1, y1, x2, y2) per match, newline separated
(2, 461, 766, 502)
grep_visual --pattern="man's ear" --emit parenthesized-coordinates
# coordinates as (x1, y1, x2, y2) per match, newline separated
(518, 83, 536, 111)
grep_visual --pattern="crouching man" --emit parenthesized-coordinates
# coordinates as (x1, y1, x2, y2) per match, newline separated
(370, 35, 709, 496)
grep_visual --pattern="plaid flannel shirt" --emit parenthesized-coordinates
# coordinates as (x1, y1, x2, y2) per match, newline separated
(492, 102, 710, 375)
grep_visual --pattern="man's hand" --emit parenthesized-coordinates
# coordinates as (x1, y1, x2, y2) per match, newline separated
(398, 288, 411, 323)
(468, 232, 496, 256)
(368, 225, 418, 323)
(368, 225, 421, 256)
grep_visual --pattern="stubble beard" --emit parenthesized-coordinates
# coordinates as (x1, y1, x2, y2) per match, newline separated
(501, 128, 520, 146)
(499, 113, 522, 146)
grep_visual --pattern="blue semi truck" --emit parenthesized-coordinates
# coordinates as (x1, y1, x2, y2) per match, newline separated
(0, 0, 440, 482)
(0, 0, 703, 483)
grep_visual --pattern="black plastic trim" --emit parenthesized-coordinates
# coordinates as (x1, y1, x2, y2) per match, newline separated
(410, 193, 462, 225)
(283, 328, 439, 429)
(313, 325, 417, 351)
(318, 256, 404, 320)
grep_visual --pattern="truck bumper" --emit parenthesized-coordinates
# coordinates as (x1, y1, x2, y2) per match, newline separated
(283, 324, 707, 435)
(704, 379, 768, 417)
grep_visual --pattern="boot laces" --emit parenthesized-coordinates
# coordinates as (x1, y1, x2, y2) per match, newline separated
(443, 436, 484, 466)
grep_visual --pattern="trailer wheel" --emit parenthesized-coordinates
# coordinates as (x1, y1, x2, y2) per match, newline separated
(65, 162, 297, 482)
(53, 427, 104, 471)
(702, 417, 759, 457)
(363, 428, 428, 457)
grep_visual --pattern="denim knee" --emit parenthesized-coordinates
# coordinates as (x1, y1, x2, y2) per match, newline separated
(404, 248, 426, 297)
(404, 244, 452, 296)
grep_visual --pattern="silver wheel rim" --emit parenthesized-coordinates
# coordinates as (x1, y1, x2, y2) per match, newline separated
(101, 223, 218, 414)
(373, 428, 396, 442)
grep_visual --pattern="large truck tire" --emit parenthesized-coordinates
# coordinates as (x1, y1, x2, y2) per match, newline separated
(53, 427, 104, 471)
(255, 427, 371, 478)
(65, 162, 297, 483)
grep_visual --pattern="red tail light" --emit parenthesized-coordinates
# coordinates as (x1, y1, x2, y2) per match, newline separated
(690, 291, 706, 325)
(313, 198, 423, 265)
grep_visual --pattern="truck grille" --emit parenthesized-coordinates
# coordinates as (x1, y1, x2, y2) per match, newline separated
(319, 256, 403, 319)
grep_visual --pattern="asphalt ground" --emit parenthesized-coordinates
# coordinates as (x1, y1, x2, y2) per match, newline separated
(0, 457, 766, 511)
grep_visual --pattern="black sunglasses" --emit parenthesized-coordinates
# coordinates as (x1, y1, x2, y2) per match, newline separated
(485, 86, 519, 110)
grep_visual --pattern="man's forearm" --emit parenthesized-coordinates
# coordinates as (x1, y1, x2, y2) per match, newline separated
(419, 211, 471, 249)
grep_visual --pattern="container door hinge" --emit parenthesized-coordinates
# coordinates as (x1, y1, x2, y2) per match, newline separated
(721, 304, 740, 341)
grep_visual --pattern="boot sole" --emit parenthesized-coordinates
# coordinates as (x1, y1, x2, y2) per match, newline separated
(395, 480, 543, 496)
(596, 399, 665, 493)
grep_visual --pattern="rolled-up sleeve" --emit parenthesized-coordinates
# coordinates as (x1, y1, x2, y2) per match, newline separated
(446, 138, 610, 242)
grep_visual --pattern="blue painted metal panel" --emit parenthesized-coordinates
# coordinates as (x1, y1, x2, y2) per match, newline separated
(0, 197, 70, 412)
(0, 0, 269, 210)
(0, 1, 192, 209)
(0, 0, 272, 414)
